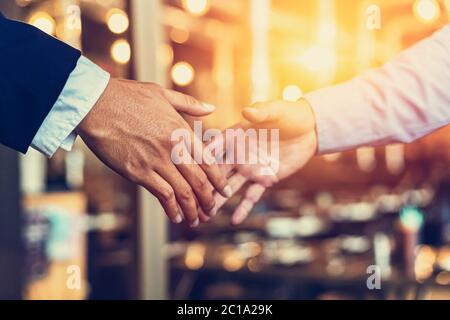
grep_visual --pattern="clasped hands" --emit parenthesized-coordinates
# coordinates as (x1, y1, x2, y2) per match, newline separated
(76, 79, 318, 227)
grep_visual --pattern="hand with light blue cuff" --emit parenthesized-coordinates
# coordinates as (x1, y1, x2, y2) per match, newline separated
(0, 13, 232, 228)
(32, 59, 233, 228)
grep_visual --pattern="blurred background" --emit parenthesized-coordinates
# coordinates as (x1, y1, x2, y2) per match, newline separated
(1, 0, 450, 300)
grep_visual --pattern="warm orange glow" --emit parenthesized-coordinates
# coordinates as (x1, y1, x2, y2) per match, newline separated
(437, 247, 450, 271)
(182, 0, 211, 16)
(247, 258, 263, 272)
(301, 45, 335, 72)
(357, 147, 376, 172)
(111, 39, 131, 64)
(158, 44, 174, 67)
(323, 153, 341, 162)
(436, 271, 450, 285)
(414, 0, 441, 23)
(170, 26, 190, 44)
(385, 144, 405, 174)
(185, 243, 205, 270)
(223, 252, 245, 272)
(282, 85, 303, 102)
(171, 62, 195, 86)
(107, 8, 129, 34)
(29, 12, 55, 35)
(415, 245, 437, 281)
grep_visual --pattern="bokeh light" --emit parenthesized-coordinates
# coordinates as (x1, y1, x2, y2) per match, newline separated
(16, 0, 32, 7)
(107, 8, 129, 34)
(182, 0, 211, 16)
(170, 26, 190, 44)
(185, 243, 205, 270)
(171, 62, 195, 87)
(111, 39, 131, 64)
(282, 85, 303, 102)
(413, 0, 441, 23)
(223, 252, 245, 272)
(29, 12, 56, 35)
(158, 44, 174, 67)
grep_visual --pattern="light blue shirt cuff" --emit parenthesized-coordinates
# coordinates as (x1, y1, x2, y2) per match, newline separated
(31, 56, 110, 157)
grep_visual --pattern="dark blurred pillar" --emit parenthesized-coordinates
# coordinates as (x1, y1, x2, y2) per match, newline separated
(0, 146, 23, 299)
(0, 1, 22, 300)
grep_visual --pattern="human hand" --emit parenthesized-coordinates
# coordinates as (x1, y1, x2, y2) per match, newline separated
(214, 132, 317, 224)
(213, 99, 318, 224)
(242, 99, 316, 140)
(76, 78, 232, 227)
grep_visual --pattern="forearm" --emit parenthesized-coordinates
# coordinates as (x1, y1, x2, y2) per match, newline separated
(305, 25, 450, 154)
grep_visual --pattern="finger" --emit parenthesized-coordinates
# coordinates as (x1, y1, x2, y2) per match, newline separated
(175, 144, 216, 215)
(189, 132, 233, 199)
(212, 173, 248, 215)
(198, 207, 211, 223)
(236, 163, 278, 187)
(157, 165, 199, 228)
(242, 102, 281, 124)
(206, 131, 226, 160)
(210, 127, 278, 187)
(141, 172, 183, 224)
(163, 88, 215, 116)
(231, 183, 266, 225)
(206, 133, 236, 177)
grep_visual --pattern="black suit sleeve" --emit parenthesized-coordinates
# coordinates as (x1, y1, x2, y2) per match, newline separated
(0, 12, 81, 153)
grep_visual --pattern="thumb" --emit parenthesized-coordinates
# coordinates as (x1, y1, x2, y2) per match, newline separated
(242, 107, 269, 123)
(163, 88, 215, 116)
(242, 102, 281, 124)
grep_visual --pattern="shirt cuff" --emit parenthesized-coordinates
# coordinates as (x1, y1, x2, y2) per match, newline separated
(31, 56, 110, 157)
(304, 80, 372, 155)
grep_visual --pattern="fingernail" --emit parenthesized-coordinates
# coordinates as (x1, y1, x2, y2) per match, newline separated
(173, 214, 183, 224)
(190, 218, 200, 228)
(223, 185, 233, 198)
(209, 208, 217, 217)
(202, 103, 216, 112)
(244, 108, 266, 123)
(245, 107, 259, 114)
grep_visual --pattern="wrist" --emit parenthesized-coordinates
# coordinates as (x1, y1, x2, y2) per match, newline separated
(75, 78, 112, 138)
(297, 98, 316, 133)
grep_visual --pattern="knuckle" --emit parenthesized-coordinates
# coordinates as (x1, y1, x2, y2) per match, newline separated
(159, 188, 175, 203)
(196, 176, 209, 189)
(124, 163, 143, 184)
(178, 188, 194, 202)
(183, 94, 198, 106)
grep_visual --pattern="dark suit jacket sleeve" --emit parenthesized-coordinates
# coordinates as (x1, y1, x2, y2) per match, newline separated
(0, 12, 81, 153)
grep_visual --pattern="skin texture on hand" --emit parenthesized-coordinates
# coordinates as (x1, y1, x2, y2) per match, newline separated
(76, 78, 231, 228)
(242, 99, 316, 140)
(214, 99, 318, 225)
(221, 132, 317, 225)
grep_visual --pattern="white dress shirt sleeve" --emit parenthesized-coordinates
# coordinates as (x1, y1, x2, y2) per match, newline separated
(304, 25, 450, 154)
(31, 56, 110, 157)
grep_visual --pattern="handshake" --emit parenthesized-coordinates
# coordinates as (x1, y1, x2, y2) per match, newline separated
(75, 79, 318, 228)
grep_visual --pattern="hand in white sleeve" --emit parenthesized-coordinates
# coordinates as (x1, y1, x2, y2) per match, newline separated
(222, 24, 450, 224)
(305, 25, 450, 154)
